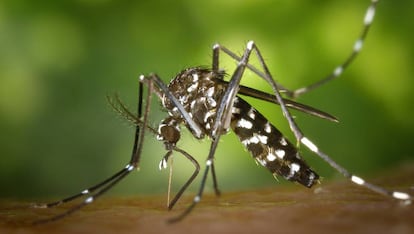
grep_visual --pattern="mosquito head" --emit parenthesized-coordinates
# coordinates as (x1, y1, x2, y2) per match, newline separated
(157, 117, 181, 150)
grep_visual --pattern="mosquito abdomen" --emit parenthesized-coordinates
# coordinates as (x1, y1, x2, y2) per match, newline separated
(230, 96, 319, 188)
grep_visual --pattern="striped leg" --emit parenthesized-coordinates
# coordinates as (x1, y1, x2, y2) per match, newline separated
(214, 0, 380, 98)
(289, 0, 380, 98)
(32, 81, 151, 224)
(215, 40, 413, 206)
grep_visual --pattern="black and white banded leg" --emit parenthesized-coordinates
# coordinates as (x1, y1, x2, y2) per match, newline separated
(289, 0, 380, 98)
(32, 77, 201, 224)
(32, 82, 151, 224)
(216, 0, 380, 99)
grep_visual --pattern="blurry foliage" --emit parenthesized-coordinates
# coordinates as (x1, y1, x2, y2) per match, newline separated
(0, 0, 413, 198)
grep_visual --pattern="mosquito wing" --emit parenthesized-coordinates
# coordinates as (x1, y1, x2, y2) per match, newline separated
(216, 79, 338, 122)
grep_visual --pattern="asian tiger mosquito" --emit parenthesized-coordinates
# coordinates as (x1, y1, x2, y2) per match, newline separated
(33, 0, 412, 224)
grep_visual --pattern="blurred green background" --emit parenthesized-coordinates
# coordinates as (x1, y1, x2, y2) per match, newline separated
(1, 0, 413, 200)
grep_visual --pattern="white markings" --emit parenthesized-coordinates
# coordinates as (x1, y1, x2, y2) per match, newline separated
(190, 100, 196, 109)
(85, 197, 94, 204)
(364, 5, 376, 25)
(249, 136, 260, 144)
(203, 110, 215, 122)
(266, 153, 277, 162)
(126, 164, 135, 171)
(157, 124, 166, 140)
(247, 108, 256, 119)
(81, 189, 89, 195)
(256, 134, 268, 144)
(264, 122, 271, 133)
(139, 74, 145, 81)
(301, 137, 318, 152)
(353, 39, 363, 52)
(275, 149, 285, 159)
(289, 163, 301, 177)
(192, 73, 199, 82)
(179, 95, 188, 104)
(291, 163, 300, 173)
(392, 191, 410, 200)
(244, 136, 259, 144)
(333, 66, 343, 77)
(206, 86, 215, 97)
(187, 82, 198, 93)
(159, 158, 168, 170)
(172, 106, 178, 113)
(308, 173, 316, 182)
(161, 96, 167, 108)
(206, 159, 213, 166)
(194, 195, 201, 203)
(237, 118, 253, 129)
(242, 134, 268, 146)
(213, 43, 220, 50)
(241, 138, 250, 146)
(232, 106, 241, 114)
(351, 175, 365, 185)
(279, 137, 288, 146)
(247, 41, 255, 50)
(207, 97, 217, 107)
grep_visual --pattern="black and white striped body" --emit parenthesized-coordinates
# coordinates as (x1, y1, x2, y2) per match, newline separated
(231, 97, 318, 187)
(159, 67, 318, 188)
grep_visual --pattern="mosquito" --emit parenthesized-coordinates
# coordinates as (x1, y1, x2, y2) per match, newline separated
(33, 0, 412, 224)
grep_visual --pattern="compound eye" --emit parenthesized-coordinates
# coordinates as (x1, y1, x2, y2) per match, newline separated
(159, 125, 180, 146)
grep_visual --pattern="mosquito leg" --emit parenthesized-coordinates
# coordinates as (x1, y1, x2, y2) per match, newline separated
(289, 0, 380, 98)
(166, 147, 200, 210)
(210, 162, 221, 197)
(212, 43, 219, 73)
(33, 165, 134, 209)
(157, 147, 201, 210)
(216, 42, 303, 141)
(129, 80, 152, 167)
(215, 1, 379, 99)
(213, 44, 289, 93)
(211, 43, 231, 197)
(299, 137, 412, 204)
(33, 165, 134, 225)
(33, 76, 154, 224)
(168, 138, 220, 223)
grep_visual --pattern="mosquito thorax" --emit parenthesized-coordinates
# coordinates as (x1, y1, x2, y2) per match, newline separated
(160, 68, 227, 139)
